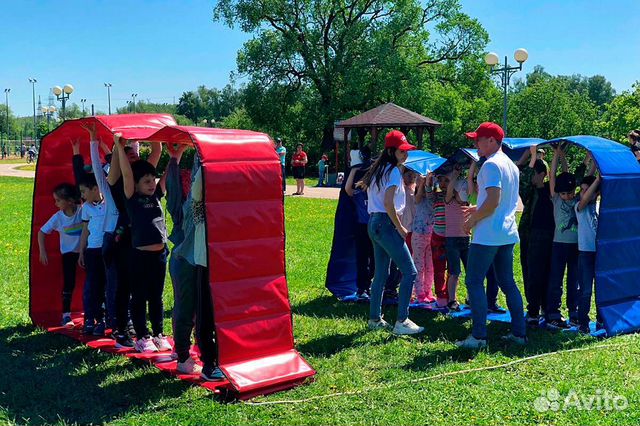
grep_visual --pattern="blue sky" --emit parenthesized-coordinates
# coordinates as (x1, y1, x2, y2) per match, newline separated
(2, 0, 638, 116)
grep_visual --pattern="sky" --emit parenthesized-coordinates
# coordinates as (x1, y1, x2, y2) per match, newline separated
(2, 0, 639, 117)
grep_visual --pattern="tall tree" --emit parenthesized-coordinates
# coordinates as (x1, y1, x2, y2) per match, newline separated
(214, 0, 489, 148)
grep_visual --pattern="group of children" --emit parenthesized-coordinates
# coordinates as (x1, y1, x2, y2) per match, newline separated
(347, 141, 602, 334)
(37, 126, 225, 381)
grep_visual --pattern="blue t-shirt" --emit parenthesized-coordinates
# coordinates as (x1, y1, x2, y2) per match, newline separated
(575, 199, 598, 252)
(276, 146, 287, 166)
(552, 194, 578, 243)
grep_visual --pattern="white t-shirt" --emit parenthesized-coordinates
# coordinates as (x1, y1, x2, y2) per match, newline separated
(367, 166, 405, 214)
(41, 208, 83, 254)
(81, 200, 107, 249)
(472, 150, 520, 246)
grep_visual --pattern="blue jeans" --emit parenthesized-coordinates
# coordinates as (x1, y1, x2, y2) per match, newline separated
(281, 164, 286, 192)
(465, 243, 526, 339)
(577, 251, 599, 326)
(486, 264, 499, 307)
(368, 213, 417, 323)
(318, 169, 325, 186)
(83, 248, 105, 325)
(545, 242, 579, 321)
(445, 236, 469, 276)
(101, 233, 121, 329)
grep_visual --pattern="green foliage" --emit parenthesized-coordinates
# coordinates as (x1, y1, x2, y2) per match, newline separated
(115, 100, 178, 116)
(596, 83, 640, 144)
(176, 84, 243, 124)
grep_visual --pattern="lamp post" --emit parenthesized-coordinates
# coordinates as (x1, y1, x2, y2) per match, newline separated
(485, 48, 528, 136)
(52, 84, 74, 120)
(104, 83, 112, 114)
(131, 93, 138, 113)
(41, 105, 57, 132)
(4, 88, 10, 152)
(28, 78, 37, 144)
(81, 99, 87, 116)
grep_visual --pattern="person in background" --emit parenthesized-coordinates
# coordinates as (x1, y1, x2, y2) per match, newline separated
(37, 183, 83, 326)
(358, 130, 423, 335)
(276, 138, 287, 193)
(444, 166, 470, 311)
(431, 174, 449, 308)
(401, 169, 417, 252)
(316, 154, 328, 187)
(346, 147, 374, 301)
(627, 130, 640, 162)
(411, 173, 436, 303)
(291, 143, 308, 195)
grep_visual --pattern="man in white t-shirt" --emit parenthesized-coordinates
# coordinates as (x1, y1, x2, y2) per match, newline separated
(455, 122, 527, 349)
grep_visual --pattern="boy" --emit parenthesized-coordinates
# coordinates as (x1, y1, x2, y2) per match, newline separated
(575, 175, 601, 333)
(78, 174, 107, 336)
(544, 145, 584, 329)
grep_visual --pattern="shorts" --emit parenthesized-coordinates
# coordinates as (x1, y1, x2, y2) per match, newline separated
(292, 166, 305, 179)
(445, 236, 470, 276)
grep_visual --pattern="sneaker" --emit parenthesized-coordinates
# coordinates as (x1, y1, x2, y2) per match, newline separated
(356, 290, 370, 303)
(93, 322, 106, 336)
(177, 357, 203, 375)
(115, 333, 135, 348)
(546, 318, 570, 330)
(455, 334, 487, 349)
(368, 318, 391, 330)
(135, 336, 159, 353)
(61, 313, 74, 327)
(82, 323, 94, 335)
(501, 333, 527, 345)
(126, 321, 137, 338)
(447, 300, 461, 312)
(201, 365, 226, 381)
(170, 352, 179, 361)
(488, 305, 507, 314)
(153, 334, 173, 352)
(526, 314, 540, 327)
(392, 319, 424, 335)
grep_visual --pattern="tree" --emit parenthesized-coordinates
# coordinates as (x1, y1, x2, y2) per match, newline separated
(176, 84, 244, 124)
(214, 0, 489, 149)
(597, 83, 640, 143)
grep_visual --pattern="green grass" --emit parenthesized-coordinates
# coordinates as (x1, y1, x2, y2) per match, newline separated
(1, 175, 640, 425)
(14, 164, 35, 171)
(0, 158, 31, 164)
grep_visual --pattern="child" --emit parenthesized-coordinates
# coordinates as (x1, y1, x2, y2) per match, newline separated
(77, 174, 107, 335)
(316, 154, 328, 187)
(38, 183, 83, 326)
(545, 145, 582, 329)
(411, 174, 435, 303)
(431, 175, 449, 307)
(444, 166, 469, 311)
(401, 169, 417, 251)
(575, 175, 602, 333)
(114, 133, 171, 353)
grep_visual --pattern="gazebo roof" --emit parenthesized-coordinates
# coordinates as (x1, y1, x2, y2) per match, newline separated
(335, 102, 441, 129)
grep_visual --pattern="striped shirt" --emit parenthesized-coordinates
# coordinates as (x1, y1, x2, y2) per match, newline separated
(433, 191, 446, 236)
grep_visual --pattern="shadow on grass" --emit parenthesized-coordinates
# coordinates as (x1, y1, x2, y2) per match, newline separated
(0, 324, 197, 425)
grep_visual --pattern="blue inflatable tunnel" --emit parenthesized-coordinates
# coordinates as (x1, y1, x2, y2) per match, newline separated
(502, 137, 546, 162)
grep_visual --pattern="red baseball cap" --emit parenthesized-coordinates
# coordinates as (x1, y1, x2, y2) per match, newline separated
(465, 122, 504, 143)
(385, 130, 416, 151)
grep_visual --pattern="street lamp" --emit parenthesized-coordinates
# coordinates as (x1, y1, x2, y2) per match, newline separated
(28, 78, 37, 145)
(4, 89, 10, 152)
(131, 93, 138, 113)
(41, 105, 57, 132)
(52, 84, 74, 120)
(104, 83, 112, 114)
(81, 99, 87, 116)
(485, 48, 528, 136)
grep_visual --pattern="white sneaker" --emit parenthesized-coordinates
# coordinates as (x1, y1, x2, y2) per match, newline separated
(455, 334, 487, 349)
(392, 319, 424, 335)
(368, 318, 391, 330)
(501, 333, 527, 345)
(153, 334, 173, 352)
(177, 357, 203, 375)
(135, 336, 159, 353)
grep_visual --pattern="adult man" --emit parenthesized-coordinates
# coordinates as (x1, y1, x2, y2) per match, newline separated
(456, 122, 526, 349)
(276, 138, 287, 193)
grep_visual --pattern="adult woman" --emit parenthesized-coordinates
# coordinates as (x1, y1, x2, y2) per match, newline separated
(291, 143, 308, 195)
(358, 130, 423, 335)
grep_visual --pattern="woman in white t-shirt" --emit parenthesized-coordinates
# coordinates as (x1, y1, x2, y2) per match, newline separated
(357, 130, 423, 335)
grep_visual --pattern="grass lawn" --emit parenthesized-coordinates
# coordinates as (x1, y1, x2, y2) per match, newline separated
(0, 157, 31, 164)
(1, 175, 639, 425)
(14, 164, 35, 171)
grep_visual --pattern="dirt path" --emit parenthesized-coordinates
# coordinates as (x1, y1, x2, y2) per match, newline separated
(0, 163, 35, 179)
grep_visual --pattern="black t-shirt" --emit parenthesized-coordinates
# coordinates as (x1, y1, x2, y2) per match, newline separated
(125, 186, 167, 247)
(530, 184, 555, 231)
(110, 177, 130, 228)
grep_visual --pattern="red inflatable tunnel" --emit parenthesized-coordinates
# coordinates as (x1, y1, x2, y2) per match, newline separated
(29, 115, 315, 397)
(144, 125, 315, 395)
(30, 114, 177, 326)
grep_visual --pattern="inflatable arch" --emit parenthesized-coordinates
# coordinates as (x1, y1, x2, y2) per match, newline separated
(29, 115, 315, 397)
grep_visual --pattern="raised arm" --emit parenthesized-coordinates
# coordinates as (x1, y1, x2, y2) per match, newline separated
(415, 175, 426, 203)
(115, 133, 135, 199)
(445, 168, 460, 203)
(516, 147, 531, 167)
(147, 141, 162, 168)
(107, 138, 122, 186)
(344, 167, 358, 197)
(70, 138, 87, 186)
(549, 146, 560, 197)
(578, 175, 601, 211)
(467, 162, 477, 197)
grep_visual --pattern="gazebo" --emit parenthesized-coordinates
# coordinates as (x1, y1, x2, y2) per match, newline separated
(334, 102, 441, 171)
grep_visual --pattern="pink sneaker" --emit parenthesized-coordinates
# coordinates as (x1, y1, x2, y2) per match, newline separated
(153, 334, 172, 352)
(134, 336, 159, 353)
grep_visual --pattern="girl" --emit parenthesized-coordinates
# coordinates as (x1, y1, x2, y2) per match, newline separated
(358, 130, 423, 335)
(38, 183, 83, 326)
(291, 143, 308, 195)
(444, 166, 470, 311)
(114, 133, 172, 353)
(411, 174, 435, 303)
